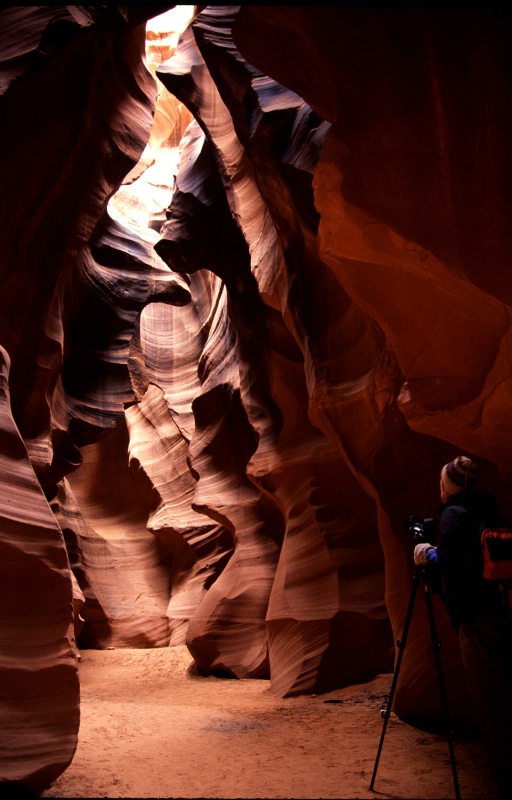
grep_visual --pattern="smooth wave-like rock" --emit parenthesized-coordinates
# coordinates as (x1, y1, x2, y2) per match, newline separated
(232, 4, 512, 719)
(0, 345, 79, 789)
(2, 4, 512, 790)
(154, 7, 393, 696)
(0, 5, 189, 789)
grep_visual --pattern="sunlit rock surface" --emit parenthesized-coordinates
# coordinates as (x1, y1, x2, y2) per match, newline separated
(0, 4, 188, 791)
(1, 3, 511, 790)
(155, 9, 392, 697)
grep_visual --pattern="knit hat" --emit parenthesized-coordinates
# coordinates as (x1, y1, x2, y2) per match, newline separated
(440, 456, 477, 496)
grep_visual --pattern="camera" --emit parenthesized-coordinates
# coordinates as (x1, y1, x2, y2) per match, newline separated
(405, 515, 436, 544)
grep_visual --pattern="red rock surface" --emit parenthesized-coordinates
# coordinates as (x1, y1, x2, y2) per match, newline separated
(1, 4, 511, 791)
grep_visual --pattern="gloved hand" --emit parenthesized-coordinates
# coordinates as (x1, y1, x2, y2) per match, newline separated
(414, 542, 435, 565)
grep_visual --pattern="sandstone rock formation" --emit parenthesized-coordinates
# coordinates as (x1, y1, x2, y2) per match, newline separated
(0, 5, 188, 790)
(1, 4, 511, 792)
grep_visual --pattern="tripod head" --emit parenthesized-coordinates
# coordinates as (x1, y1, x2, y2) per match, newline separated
(405, 514, 436, 544)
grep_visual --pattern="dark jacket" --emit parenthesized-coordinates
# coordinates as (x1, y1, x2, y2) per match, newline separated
(435, 489, 505, 628)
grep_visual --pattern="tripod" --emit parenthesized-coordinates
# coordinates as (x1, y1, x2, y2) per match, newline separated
(369, 564, 461, 800)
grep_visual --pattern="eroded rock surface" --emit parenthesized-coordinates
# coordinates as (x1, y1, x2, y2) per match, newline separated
(1, 4, 511, 791)
(0, 5, 188, 791)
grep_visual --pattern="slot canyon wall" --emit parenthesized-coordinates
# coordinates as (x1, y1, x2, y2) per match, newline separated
(1, 4, 511, 792)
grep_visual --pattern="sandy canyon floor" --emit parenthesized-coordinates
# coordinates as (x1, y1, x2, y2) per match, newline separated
(41, 646, 500, 799)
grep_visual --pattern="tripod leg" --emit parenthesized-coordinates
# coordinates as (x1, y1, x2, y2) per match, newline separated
(369, 569, 421, 791)
(423, 576, 462, 800)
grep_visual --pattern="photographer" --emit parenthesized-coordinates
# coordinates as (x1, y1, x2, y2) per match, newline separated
(414, 455, 512, 799)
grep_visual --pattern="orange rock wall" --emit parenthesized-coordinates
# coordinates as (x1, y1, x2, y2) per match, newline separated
(1, 5, 511, 791)
(232, 4, 512, 719)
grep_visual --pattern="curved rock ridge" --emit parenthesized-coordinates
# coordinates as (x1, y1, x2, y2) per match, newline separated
(0, 6, 112, 95)
(0, 4, 190, 791)
(231, 5, 512, 721)
(0, 346, 79, 789)
(154, 7, 393, 696)
(1, 4, 512, 791)
(0, 9, 188, 478)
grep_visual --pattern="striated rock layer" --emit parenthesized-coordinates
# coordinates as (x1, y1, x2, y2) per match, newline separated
(0, 4, 189, 791)
(0, 345, 79, 790)
(154, 10, 392, 697)
(1, 4, 511, 790)
(231, 4, 512, 720)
